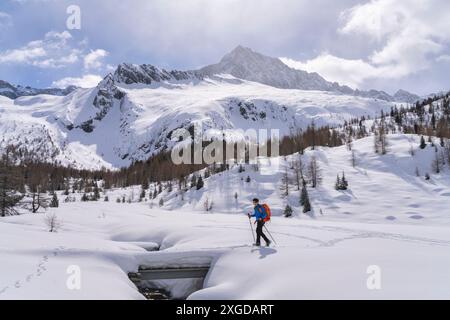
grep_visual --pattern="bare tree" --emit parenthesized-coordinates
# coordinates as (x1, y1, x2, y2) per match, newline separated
(28, 185, 50, 213)
(432, 151, 441, 174)
(351, 150, 357, 168)
(374, 121, 388, 155)
(280, 166, 290, 197)
(291, 155, 305, 191)
(44, 213, 62, 232)
(307, 156, 322, 188)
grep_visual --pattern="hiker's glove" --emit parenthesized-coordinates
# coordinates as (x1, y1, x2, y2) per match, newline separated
(247, 213, 251, 218)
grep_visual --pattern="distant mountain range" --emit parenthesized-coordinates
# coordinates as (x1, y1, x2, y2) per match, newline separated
(0, 80, 77, 99)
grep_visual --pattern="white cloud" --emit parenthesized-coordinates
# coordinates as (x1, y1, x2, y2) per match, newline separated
(281, 55, 380, 88)
(0, 31, 82, 68)
(52, 74, 103, 88)
(284, 0, 450, 89)
(0, 12, 12, 28)
(437, 55, 450, 63)
(84, 49, 109, 70)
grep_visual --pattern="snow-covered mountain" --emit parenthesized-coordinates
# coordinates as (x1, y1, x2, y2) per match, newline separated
(0, 46, 423, 169)
(197, 46, 419, 103)
(198, 45, 333, 91)
(0, 80, 76, 100)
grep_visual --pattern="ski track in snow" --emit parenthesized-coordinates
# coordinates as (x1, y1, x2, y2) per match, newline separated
(192, 223, 450, 249)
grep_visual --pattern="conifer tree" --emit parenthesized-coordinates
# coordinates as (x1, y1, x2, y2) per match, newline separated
(196, 176, 204, 190)
(335, 175, 341, 191)
(300, 182, 307, 206)
(49, 192, 59, 208)
(284, 204, 293, 217)
(303, 188, 311, 213)
(0, 155, 23, 216)
(420, 136, 427, 149)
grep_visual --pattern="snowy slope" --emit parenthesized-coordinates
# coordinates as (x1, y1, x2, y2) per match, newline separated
(154, 134, 450, 226)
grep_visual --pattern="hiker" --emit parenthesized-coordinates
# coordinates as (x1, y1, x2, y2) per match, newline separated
(248, 198, 271, 247)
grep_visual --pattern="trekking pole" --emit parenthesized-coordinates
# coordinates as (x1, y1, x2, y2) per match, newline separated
(264, 225, 278, 246)
(248, 215, 256, 243)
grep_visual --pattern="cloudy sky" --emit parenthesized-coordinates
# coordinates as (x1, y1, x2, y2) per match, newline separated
(0, 0, 448, 95)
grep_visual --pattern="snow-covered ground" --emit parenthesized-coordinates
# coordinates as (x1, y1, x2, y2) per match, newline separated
(1, 202, 449, 300)
(1, 134, 450, 299)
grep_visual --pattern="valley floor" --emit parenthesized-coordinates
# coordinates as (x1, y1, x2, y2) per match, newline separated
(1, 201, 450, 299)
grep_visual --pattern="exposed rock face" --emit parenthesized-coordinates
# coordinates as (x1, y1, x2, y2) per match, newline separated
(112, 63, 199, 85)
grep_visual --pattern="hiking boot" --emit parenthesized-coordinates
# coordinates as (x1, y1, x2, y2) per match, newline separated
(266, 240, 271, 247)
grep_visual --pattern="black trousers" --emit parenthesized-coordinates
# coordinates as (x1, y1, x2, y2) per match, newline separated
(256, 220, 270, 245)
